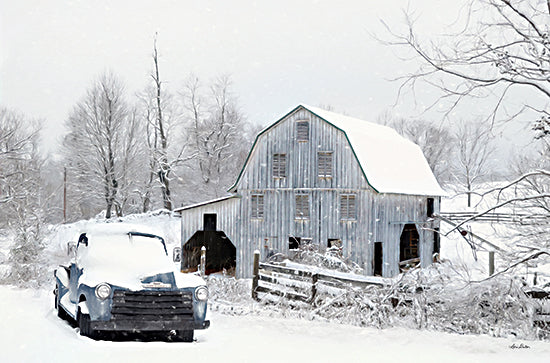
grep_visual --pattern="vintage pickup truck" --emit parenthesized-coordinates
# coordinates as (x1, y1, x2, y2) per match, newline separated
(54, 224, 209, 341)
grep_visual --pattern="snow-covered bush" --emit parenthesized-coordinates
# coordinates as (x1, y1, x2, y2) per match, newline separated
(207, 261, 545, 341)
(269, 244, 363, 274)
(206, 275, 255, 315)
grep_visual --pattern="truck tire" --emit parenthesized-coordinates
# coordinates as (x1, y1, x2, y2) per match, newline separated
(176, 330, 194, 342)
(54, 284, 58, 310)
(77, 309, 97, 339)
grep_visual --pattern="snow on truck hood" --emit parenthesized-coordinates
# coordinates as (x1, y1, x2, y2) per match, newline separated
(76, 229, 205, 290)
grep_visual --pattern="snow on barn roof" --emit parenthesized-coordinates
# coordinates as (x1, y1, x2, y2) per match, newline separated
(230, 104, 445, 196)
(302, 104, 445, 196)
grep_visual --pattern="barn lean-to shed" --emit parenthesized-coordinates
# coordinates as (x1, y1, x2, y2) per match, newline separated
(175, 104, 445, 278)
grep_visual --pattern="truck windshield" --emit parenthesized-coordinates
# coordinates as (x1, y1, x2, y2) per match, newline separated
(77, 232, 171, 275)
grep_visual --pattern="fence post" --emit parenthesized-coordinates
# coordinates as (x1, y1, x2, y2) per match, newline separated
(310, 274, 318, 304)
(252, 250, 260, 300)
(488, 251, 495, 276)
(200, 246, 206, 277)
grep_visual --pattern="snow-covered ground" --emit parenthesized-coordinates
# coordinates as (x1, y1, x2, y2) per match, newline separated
(2, 188, 549, 362)
(1, 286, 549, 363)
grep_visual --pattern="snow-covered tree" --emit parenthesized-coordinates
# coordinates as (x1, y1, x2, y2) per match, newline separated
(62, 72, 141, 219)
(0, 107, 48, 287)
(181, 75, 255, 201)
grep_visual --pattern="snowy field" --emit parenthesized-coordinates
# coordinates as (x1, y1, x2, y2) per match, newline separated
(1, 286, 549, 363)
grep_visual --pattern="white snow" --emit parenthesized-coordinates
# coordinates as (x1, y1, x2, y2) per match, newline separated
(77, 230, 172, 289)
(302, 104, 446, 196)
(1, 286, 549, 363)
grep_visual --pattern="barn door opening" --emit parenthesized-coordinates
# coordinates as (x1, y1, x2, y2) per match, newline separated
(373, 242, 383, 276)
(203, 213, 217, 231)
(183, 218, 236, 275)
(400, 224, 420, 270)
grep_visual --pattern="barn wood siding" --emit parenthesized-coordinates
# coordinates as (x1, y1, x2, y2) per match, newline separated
(180, 107, 441, 278)
(179, 197, 241, 271)
(232, 108, 440, 278)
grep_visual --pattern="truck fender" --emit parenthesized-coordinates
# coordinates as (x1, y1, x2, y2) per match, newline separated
(55, 267, 69, 287)
(78, 301, 89, 315)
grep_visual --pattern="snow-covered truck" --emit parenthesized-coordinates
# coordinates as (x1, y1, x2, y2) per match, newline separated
(53, 224, 210, 341)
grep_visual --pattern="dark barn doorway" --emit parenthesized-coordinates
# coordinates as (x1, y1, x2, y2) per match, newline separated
(373, 242, 383, 276)
(183, 214, 235, 275)
(400, 224, 420, 269)
(203, 213, 217, 231)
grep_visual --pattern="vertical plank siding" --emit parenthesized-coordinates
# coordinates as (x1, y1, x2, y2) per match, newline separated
(179, 108, 441, 278)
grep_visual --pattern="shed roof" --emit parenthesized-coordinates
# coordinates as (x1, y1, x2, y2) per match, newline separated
(174, 195, 239, 213)
(230, 104, 445, 196)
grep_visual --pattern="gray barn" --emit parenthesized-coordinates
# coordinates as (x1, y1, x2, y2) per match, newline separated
(176, 104, 445, 278)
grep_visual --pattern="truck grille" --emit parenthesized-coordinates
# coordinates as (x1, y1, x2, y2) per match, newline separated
(111, 290, 194, 323)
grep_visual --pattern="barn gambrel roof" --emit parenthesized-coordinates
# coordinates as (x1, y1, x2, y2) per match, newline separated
(230, 104, 445, 196)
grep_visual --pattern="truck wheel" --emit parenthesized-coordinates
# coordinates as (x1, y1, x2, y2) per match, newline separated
(176, 330, 194, 342)
(54, 285, 58, 310)
(77, 309, 96, 339)
(54, 285, 67, 320)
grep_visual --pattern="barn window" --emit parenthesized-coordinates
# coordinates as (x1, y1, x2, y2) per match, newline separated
(340, 194, 357, 220)
(295, 192, 310, 219)
(318, 151, 333, 178)
(251, 193, 264, 219)
(273, 153, 286, 178)
(296, 120, 309, 142)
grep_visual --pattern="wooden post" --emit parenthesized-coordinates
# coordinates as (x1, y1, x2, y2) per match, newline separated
(63, 167, 67, 223)
(310, 274, 318, 304)
(200, 246, 206, 277)
(252, 250, 260, 300)
(489, 251, 495, 276)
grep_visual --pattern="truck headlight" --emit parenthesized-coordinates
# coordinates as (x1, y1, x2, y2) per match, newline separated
(195, 286, 208, 301)
(95, 283, 111, 300)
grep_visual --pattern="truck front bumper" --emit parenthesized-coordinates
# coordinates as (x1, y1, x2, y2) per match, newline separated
(91, 319, 210, 331)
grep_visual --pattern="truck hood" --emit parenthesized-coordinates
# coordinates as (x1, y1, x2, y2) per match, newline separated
(80, 269, 206, 291)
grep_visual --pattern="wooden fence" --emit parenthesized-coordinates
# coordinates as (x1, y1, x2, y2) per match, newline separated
(439, 212, 549, 224)
(251, 251, 388, 303)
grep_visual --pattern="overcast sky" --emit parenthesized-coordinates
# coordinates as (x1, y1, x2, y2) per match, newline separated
(0, 0, 536, 160)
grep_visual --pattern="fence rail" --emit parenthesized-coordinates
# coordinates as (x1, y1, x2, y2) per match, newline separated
(439, 212, 549, 224)
(251, 253, 388, 303)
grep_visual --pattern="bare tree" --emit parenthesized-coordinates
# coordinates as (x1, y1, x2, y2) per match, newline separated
(384, 0, 549, 133)
(62, 72, 140, 219)
(452, 120, 496, 207)
(181, 75, 253, 201)
(384, 1, 550, 276)
(137, 35, 193, 211)
(151, 35, 172, 210)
